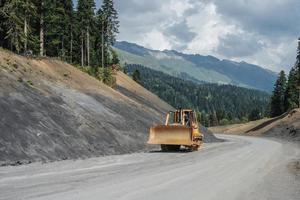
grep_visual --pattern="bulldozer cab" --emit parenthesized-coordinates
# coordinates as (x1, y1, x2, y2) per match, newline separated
(165, 110, 197, 128)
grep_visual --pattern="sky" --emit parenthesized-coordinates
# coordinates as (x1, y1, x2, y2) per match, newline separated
(78, 0, 300, 72)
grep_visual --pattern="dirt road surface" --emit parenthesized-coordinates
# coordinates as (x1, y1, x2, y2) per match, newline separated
(0, 135, 299, 200)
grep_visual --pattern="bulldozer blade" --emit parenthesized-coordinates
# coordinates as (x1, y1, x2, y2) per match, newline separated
(148, 125, 192, 146)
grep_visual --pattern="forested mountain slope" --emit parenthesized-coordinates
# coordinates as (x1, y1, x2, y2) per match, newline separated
(125, 64, 270, 126)
(115, 41, 277, 91)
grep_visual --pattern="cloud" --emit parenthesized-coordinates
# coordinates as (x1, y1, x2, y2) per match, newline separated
(165, 20, 197, 50)
(217, 32, 263, 58)
(212, 0, 300, 37)
(90, 0, 300, 72)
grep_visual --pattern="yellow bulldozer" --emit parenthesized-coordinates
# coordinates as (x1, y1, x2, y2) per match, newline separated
(148, 109, 203, 151)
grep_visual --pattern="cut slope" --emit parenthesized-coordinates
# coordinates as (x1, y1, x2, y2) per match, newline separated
(209, 109, 300, 142)
(0, 48, 173, 165)
(116, 71, 172, 114)
(0, 49, 219, 165)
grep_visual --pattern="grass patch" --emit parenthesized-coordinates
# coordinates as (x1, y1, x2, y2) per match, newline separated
(27, 80, 33, 86)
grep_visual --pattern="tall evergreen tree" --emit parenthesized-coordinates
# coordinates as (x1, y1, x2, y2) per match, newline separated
(271, 71, 287, 117)
(0, 0, 24, 53)
(296, 38, 300, 108)
(77, 0, 95, 66)
(101, 0, 119, 45)
(0, 0, 8, 48)
(22, 0, 36, 52)
(284, 67, 298, 110)
(284, 39, 300, 111)
(97, 0, 119, 68)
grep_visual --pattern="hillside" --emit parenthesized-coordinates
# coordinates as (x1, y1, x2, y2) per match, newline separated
(125, 64, 270, 126)
(115, 41, 277, 91)
(0, 49, 222, 165)
(209, 109, 300, 142)
(0, 49, 171, 165)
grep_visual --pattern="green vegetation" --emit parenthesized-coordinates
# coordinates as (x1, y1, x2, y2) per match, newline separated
(0, 0, 119, 87)
(27, 80, 33, 86)
(270, 71, 286, 117)
(132, 69, 140, 83)
(115, 41, 277, 91)
(78, 66, 116, 88)
(270, 38, 300, 117)
(125, 64, 270, 127)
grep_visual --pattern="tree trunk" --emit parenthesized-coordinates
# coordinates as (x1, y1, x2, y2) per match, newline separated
(298, 89, 300, 108)
(70, 26, 73, 63)
(61, 36, 64, 60)
(81, 34, 84, 67)
(86, 27, 90, 66)
(24, 17, 27, 52)
(101, 21, 104, 68)
(39, 1, 44, 57)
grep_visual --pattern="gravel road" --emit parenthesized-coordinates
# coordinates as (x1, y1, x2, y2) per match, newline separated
(0, 135, 299, 200)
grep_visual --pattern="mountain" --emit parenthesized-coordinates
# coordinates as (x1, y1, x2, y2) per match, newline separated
(114, 41, 277, 91)
(125, 64, 270, 127)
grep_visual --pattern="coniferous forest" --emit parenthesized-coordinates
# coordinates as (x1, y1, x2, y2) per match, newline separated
(125, 64, 270, 127)
(0, 0, 120, 86)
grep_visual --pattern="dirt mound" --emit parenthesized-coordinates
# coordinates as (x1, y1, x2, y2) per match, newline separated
(0, 49, 219, 165)
(209, 109, 300, 143)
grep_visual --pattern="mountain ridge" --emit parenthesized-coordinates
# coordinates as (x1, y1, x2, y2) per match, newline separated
(114, 41, 277, 91)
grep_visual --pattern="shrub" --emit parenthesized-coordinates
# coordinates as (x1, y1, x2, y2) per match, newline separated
(96, 67, 116, 88)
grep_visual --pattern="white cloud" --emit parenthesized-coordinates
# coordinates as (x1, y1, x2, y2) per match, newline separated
(93, 0, 300, 72)
(185, 3, 237, 55)
(169, 0, 193, 17)
(141, 29, 172, 51)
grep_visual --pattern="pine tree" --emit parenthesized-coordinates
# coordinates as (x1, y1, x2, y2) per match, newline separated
(77, 0, 95, 66)
(0, 0, 25, 53)
(95, 8, 105, 68)
(284, 39, 300, 111)
(132, 69, 141, 82)
(270, 71, 287, 117)
(98, 0, 119, 68)
(284, 67, 298, 110)
(0, 0, 7, 48)
(22, 0, 36, 53)
(101, 0, 119, 45)
(296, 38, 300, 107)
